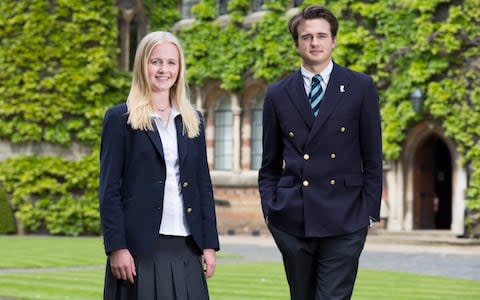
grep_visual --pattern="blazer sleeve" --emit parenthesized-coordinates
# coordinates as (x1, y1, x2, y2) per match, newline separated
(197, 115, 220, 251)
(359, 76, 383, 220)
(99, 107, 127, 255)
(258, 89, 284, 218)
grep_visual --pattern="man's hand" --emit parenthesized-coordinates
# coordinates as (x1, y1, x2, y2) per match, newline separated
(110, 248, 136, 284)
(202, 248, 216, 279)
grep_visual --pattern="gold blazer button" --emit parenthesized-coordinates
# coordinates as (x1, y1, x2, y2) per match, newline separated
(186, 207, 193, 213)
(303, 154, 310, 160)
(303, 180, 309, 187)
(288, 131, 295, 137)
(330, 179, 336, 185)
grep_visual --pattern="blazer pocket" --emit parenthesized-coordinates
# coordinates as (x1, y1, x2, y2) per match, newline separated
(344, 174, 363, 187)
(277, 176, 295, 188)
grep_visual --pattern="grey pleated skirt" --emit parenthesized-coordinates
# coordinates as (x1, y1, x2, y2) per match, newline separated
(103, 235, 209, 300)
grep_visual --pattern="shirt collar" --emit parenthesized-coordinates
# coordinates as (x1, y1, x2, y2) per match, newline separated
(301, 60, 334, 86)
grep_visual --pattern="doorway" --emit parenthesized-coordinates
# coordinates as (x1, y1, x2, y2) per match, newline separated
(413, 135, 452, 229)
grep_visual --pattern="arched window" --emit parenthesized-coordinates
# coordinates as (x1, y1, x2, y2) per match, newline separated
(250, 93, 264, 170)
(214, 94, 233, 170)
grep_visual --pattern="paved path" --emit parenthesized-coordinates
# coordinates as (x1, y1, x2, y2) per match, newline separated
(1, 234, 478, 281)
(218, 234, 480, 281)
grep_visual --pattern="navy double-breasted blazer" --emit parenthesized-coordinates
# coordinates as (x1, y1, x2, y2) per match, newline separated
(99, 103, 219, 256)
(258, 63, 383, 238)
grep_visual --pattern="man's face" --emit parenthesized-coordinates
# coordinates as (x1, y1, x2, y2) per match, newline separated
(296, 18, 336, 73)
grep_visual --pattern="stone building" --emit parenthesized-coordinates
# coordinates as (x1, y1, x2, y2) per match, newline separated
(114, 0, 472, 236)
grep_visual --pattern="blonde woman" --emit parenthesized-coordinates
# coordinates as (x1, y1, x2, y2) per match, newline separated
(99, 31, 219, 300)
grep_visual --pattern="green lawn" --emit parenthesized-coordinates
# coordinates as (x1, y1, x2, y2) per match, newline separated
(0, 236, 479, 300)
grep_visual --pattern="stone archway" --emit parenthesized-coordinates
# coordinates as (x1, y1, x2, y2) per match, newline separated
(413, 134, 452, 229)
(386, 121, 466, 234)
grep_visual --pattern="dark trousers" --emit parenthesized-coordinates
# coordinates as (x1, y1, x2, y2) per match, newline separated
(268, 223, 368, 300)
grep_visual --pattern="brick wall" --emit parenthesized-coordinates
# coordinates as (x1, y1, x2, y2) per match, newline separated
(213, 186, 268, 236)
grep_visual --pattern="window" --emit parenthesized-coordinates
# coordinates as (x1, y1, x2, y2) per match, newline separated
(181, 0, 201, 18)
(218, 0, 228, 15)
(214, 94, 233, 170)
(252, 0, 264, 12)
(293, 0, 304, 7)
(250, 93, 264, 170)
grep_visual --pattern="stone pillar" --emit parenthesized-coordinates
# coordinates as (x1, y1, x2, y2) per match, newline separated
(231, 93, 242, 172)
(452, 160, 467, 235)
(205, 106, 215, 170)
(387, 160, 405, 231)
(119, 7, 135, 71)
(241, 108, 252, 170)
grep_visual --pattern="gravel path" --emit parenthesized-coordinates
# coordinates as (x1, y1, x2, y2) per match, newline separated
(218, 235, 480, 281)
(1, 234, 478, 281)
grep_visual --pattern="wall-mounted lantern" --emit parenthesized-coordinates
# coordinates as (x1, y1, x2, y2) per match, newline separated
(410, 88, 423, 113)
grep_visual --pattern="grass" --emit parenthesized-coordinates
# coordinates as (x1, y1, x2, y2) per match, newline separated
(0, 236, 479, 300)
(0, 235, 105, 268)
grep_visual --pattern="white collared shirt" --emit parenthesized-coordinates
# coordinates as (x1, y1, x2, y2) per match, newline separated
(301, 60, 334, 97)
(151, 106, 190, 236)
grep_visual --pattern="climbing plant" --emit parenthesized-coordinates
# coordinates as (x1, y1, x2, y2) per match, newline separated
(176, 0, 480, 232)
(0, 0, 478, 235)
(0, 0, 129, 235)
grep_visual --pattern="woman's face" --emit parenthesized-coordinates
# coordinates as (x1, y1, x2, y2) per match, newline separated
(147, 42, 180, 93)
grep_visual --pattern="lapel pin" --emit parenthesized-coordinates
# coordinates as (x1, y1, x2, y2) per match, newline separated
(340, 85, 345, 93)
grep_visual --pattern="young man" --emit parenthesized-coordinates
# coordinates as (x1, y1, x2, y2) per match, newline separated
(258, 5, 382, 300)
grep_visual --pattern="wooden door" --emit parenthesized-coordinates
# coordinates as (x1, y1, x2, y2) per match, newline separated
(413, 136, 436, 229)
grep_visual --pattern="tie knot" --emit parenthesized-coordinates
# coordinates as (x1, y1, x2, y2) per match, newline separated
(313, 74, 323, 84)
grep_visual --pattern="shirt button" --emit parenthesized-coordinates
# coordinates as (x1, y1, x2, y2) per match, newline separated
(340, 127, 346, 133)
(303, 154, 310, 160)
(182, 181, 189, 188)
(288, 131, 295, 137)
(330, 153, 336, 159)
(186, 207, 193, 213)
(330, 179, 336, 185)
(303, 180, 309, 187)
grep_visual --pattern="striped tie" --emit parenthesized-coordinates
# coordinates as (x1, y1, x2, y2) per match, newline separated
(309, 74, 324, 116)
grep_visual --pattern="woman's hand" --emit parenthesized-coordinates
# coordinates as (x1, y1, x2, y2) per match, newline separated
(110, 248, 136, 284)
(202, 248, 216, 279)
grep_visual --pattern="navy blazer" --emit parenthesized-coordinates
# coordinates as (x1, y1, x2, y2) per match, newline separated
(99, 104, 219, 256)
(258, 63, 382, 238)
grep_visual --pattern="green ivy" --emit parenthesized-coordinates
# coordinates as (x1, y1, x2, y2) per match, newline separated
(144, 0, 181, 31)
(0, 0, 130, 235)
(0, 186, 16, 234)
(0, 153, 100, 236)
(0, 0, 130, 146)
(0, 0, 479, 235)
(177, 0, 480, 232)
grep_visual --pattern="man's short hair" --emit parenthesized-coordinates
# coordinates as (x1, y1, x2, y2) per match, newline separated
(288, 5, 339, 46)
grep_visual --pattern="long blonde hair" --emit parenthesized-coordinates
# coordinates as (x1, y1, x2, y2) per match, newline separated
(126, 31, 199, 138)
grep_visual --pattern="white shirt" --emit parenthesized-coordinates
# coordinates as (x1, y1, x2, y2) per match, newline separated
(301, 60, 334, 97)
(152, 106, 190, 236)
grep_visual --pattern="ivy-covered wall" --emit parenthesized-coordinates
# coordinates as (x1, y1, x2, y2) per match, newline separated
(0, 0, 478, 235)
(0, 0, 130, 235)
(173, 0, 480, 232)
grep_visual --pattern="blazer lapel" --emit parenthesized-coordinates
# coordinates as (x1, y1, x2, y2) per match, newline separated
(175, 116, 187, 168)
(285, 70, 315, 129)
(308, 63, 350, 144)
(146, 119, 165, 159)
